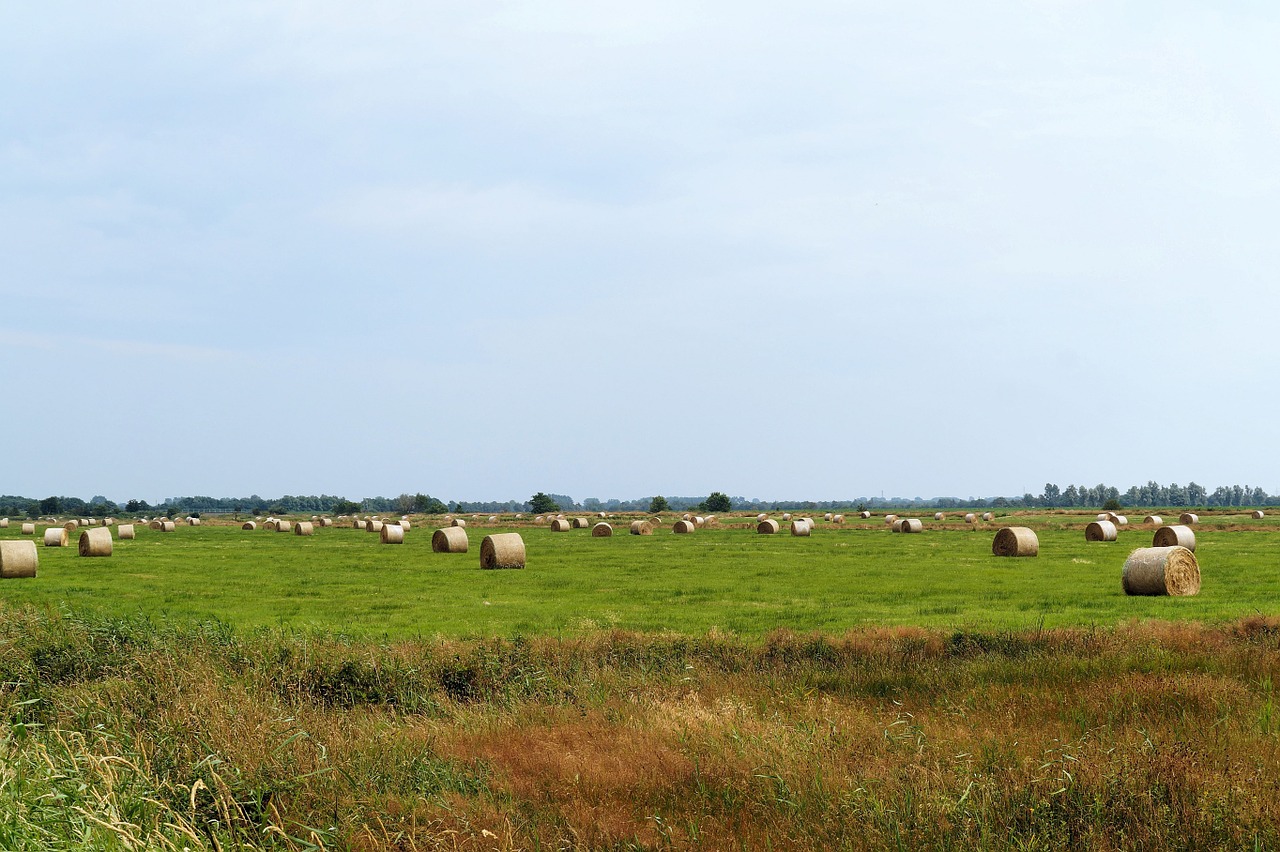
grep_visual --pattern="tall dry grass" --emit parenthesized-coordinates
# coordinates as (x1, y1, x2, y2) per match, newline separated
(1, 606, 1279, 849)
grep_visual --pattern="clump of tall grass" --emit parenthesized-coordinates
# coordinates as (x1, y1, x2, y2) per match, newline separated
(2, 605, 1280, 849)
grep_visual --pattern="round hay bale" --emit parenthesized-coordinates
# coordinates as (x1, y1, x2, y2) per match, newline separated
(0, 519, 7, 528)
(0, 540, 38, 578)
(694, 516, 705, 527)
(757, 519, 780, 534)
(934, 513, 945, 521)
(21, 523, 35, 535)
(884, 515, 898, 525)
(782, 513, 792, 521)
(43, 527, 68, 547)
(156, 521, 175, 532)
(491, 515, 500, 523)
(673, 520, 695, 534)
(187, 517, 201, 526)
(824, 513, 833, 522)
(1115, 515, 1129, 526)
(901, 518, 923, 533)
(1179, 512, 1199, 525)
(790, 519, 811, 537)
(597, 512, 606, 519)
(242, 521, 257, 530)
(277, 521, 294, 533)
(1101, 513, 1115, 522)
(981, 512, 995, 522)
(571, 518, 589, 529)
(551, 519, 571, 532)
(1143, 515, 1163, 526)
(63, 521, 79, 531)
(295, 521, 314, 536)
(150, 519, 164, 530)
(103, 518, 114, 526)
(964, 513, 976, 523)
(891, 519, 906, 532)
(380, 524, 404, 544)
(352, 519, 364, 529)
(682, 513, 692, 521)
(118, 524, 135, 540)
(591, 522, 612, 537)
(833, 515, 845, 524)
(1153, 525, 1196, 552)
(367, 521, 382, 533)
(264, 520, 278, 531)
(319, 518, 333, 527)
(399, 519, 411, 531)
(857, 511, 869, 519)
(1085, 520, 1118, 542)
(629, 520, 652, 536)
(1123, 546, 1200, 596)
(432, 526, 469, 553)
(757, 513, 768, 521)
(992, 527, 1038, 557)
(1253, 510, 1266, 520)
(78, 527, 112, 557)
(534, 516, 544, 523)
(481, 532, 525, 569)
(452, 518, 467, 528)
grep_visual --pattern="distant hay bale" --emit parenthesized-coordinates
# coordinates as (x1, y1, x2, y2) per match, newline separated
(981, 512, 995, 522)
(1098, 513, 1111, 521)
(118, 524, 135, 540)
(992, 527, 1038, 557)
(1085, 521, 1118, 542)
(673, 520, 695, 534)
(103, 518, 114, 526)
(901, 519, 923, 533)
(399, 520, 411, 531)
(964, 513, 976, 523)
(571, 518, 590, 529)
(78, 527, 112, 557)
(682, 513, 692, 521)
(1153, 525, 1196, 552)
(1179, 512, 1199, 525)
(264, 520, 278, 531)
(1115, 515, 1129, 526)
(21, 523, 35, 535)
(757, 519, 780, 534)
(64, 521, 79, 531)
(630, 520, 653, 535)
(694, 516, 705, 527)
(534, 516, 544, 523)
(150, 520, 164, 530)
(159, 521, 176, 533)
(833, 515, 844, 524)
(0, 541, 38, 578)
(551, 519, 571, 532)
(319, 518, 333, 527)
(591, 522, 612, 537)
(1253, 510, 1266, 520)
(277, 521, 294, 533)
(491, 515, 500, 522)
(757, 513, 768, 521)
(367, 521, 382, 533)
(380, 524, 404, 544)
(481, 533, 525, 569)
(891, 519, 906, 532)
(43, 528, 68, 547)
(790, 519, 811, 536)
(1143, 515, 1163, 526)
(352, 519, 363, 529)
(884, 515, 898, 525)
(452, 518, 467, 528)
(859, 511, 871, 519)
(295, 521, 314, 536)
(0, 519, 7, 528)
(1123, 546, 1200, 596)
(598, 512, 607, 519)
(824, 513, 833, 522)
(187, 517, 201, 526)
(432, 527, 469, 553)
(934, 513, 945, 521)
(782, 513, 792, 521)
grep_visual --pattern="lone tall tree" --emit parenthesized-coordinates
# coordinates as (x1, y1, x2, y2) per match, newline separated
(648, 495, 670, 513)
(529, 492, 560, 514)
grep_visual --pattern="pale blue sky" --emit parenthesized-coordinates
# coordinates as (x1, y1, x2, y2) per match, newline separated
(3, 2, 1278, 504)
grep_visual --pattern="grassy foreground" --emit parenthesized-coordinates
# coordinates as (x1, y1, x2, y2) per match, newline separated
(1, 607, 1279, 850)
(2, 512, 1279, 636)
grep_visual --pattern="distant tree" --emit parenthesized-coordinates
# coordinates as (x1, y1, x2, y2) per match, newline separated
(701, 492, 732, 513)
(396, 493, 415, 514)
(412, 493, 447, 514)
(1102, 497, 1122, 512)
(39, 496, 61, 515)
(648, 495, 670, 513)
(529, 492, 560, 514)
(332, 499, 361, 515)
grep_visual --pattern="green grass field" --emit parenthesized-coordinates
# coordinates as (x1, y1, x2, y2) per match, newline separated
(2, 513, 1276, 637)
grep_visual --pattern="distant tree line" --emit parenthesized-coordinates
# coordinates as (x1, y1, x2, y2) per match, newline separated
(0, 481, 1274, 520)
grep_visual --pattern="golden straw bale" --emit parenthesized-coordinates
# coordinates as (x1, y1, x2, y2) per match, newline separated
(277, 521, 294, 533)
(824, 513, 833, 521)
(1179, 512, 1199, 525)
(118, 524, 135, 539)
(380, 524, 404, 544)
(1123, 546, 1200, 596)
(591, 522, 613, 537)
(934, 513, 945, 521)
(21, 523, 35, 535)
(0, 519, 7, 528)
(900, 518, 923, 533)
(367, 521, 382, 533)
(159, 521, 176, 532)
(1143, 515, 1163, 526)
(992, 527, 1038, 557)
(673, 520, 695, 534)
(64, 521, 79, 531)
(452, 518, 467, 528)
(833, 515, 845, 523)
(433, 526, 469, 553)
(551, 519, 571, 532)
(891, 519, 906, 532)
(629, 520, 652, 536)
(884, 515, 898, 525)
(78, 527, 112, 557)
(981, 512, 995, 522)
(757, 519, 780, 534)
(295, 521, 314, 536)
(242, 522, 257, 530)
(43, 528, 68, 547)
(1253, 510, 1265, 520)
(481, 533, 525, 569)
(964, 513, 976, 523)
(859, 511, 871, 519)
(0, 540, 38, 578)
(571, 518, 590, 529)
(1153, 525, 1196, 552)
(1085, 521, 1117, 542)
(790, 519, 811, 536)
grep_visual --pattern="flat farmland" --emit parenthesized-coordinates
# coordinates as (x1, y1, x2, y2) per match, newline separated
(2, 513, 1276, 637)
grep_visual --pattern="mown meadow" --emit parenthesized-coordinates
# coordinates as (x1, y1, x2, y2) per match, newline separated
(0, 510, 1278, 850)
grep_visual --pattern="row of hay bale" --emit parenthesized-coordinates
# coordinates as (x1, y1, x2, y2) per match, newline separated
(992, 526, 1200, 596)
(1084, 521, 1198, 550)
